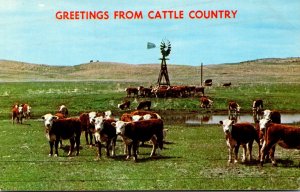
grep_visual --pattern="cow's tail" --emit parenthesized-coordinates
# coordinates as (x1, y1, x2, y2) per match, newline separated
(157, 121, 164, 150)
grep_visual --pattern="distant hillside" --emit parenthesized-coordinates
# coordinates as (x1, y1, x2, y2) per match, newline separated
(0, 57, 299, 85)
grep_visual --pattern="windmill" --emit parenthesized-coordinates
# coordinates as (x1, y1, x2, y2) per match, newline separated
(157, 39, 171, 86)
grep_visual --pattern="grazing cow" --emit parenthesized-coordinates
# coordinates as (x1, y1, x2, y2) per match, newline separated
(263, 110, 281, 124)
(21, 104, 31, 119)
(136, 100, 151, 110)
(222, 82, 232, 87)
(118, 101, 131, 110)
(125, 87, 139, 98)
(204, 79, 212, 86)
(42, 114, 81, 157)
(259, 118, 300, 166)
(151, 86, 168, 98)
(200, 96, 213, 109)
(112, 119, 164, 162)
(220, 119, 261, 164)
(228, 101, 241, 117)
(11, 104, 23, 124)
(94, 116, 117, 158)
(138, 86, 153, 97)
(58, 105, 69, 117)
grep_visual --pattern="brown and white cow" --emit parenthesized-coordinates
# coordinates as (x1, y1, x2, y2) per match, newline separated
(21, 104, 31, 119)
(138, 86, 153, 97)
(11, 104, 23, 124)
(118, 101, 131, 110)
(112, 119, 164, 162)
(252, 99, 264, 121)
(259, 118, 300, 166)
(94, 116, 117, 158)
(125, 87, 139, 98)
(58, 105, 69, 117)
(42, 114, 81, 157)
(136, 100, 151, 110)
(220, 119, 261, 164)
(228, 101, 241, 118)
(200, 96, 213, 109)
(194, 86, 205, 96)
(263, 109, 281, 124)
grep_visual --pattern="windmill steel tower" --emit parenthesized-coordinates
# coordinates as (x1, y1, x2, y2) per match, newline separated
(157, 40, 171, 86)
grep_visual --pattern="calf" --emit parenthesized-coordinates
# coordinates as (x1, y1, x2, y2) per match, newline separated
(219, 119, 260, 164)
(94, 117, 117, 158)
(11, 104, 23, 124)
(259, 118, 300, 166)
(136, 100, 151, 110)
(113, 119, 164, 162)
(42, 114, 81, 157)
(118, 101, 131, 110)
(79, 112, 95, 146)
(200, 96, 213, 109)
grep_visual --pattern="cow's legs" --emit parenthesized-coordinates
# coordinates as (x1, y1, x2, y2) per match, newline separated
(260, 140, 277, 166)
(150, 136, 158, 157)
(241, 144, 247, 162)
(105, 140, 110, 157)
(111, 137, 117, 157)
(54, 140, 59, 157)
(68, 138, 75, 156)
(132, 141, 139, 162)
(75, 136, 80, 156)
(248, 140, 254, 161)
(228, 146, 234, 163)
(97, 141, 101, 158)
(234, 145, 240, 163)
(126, 144, 132, 160)
(49, 141, 54, 156)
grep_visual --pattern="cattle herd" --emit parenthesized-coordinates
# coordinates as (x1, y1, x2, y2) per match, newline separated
(11, 96, 300, 166)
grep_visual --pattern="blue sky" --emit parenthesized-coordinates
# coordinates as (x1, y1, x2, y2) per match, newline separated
(1, 0, 299, 66)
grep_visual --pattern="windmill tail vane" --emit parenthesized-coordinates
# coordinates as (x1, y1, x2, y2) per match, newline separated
(147, 42, 156, 49)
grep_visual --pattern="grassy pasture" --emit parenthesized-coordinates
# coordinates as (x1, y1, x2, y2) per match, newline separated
(0, 81, 300, 190)
(0, 121, 300, 190)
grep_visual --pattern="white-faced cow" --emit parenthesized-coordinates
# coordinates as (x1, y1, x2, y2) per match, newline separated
(200, 96, 213, 109)
(259, 118, 300, 166)
(136, 100, 151, 110)
(21, 103, 31, 119)
(58, 105, 69, 117)
(42, 114, 81, 157)
(263, 109, 281, 124)
(112, 119, 164, 162)
(118, 101, 131, 110)
(93, 116, 117, 158)
(228, 101, 241, 119)
(220, 119, 261, 164)
(252, 99, 264, 121)
(11, 104, 24, 124)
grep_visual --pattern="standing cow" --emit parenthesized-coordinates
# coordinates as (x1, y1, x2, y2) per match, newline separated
(58, 105, 69, 117)
(220, 119, 261, 164)
(252, 99, 263, 122)
(11, 104, 23, 124)
(228, 101, 241, 120)
(200, 96, 213, 109)
(112, 119, 164, 162)
(136, 100, 151, 110)
(42, 114, 81, 157)
(21, 104, 31, 119)
(259, 118, 300, 166)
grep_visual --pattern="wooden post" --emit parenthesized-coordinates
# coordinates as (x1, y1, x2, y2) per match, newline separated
(200, 62, 203, 86)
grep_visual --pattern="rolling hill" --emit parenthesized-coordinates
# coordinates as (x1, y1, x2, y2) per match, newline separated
(0, 57, 299, 85)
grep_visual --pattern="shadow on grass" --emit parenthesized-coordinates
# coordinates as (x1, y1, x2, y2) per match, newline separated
(112, 154, 181, 163)
(242, 158, 300, 168)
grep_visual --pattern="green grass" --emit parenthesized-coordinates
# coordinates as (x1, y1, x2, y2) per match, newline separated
(0, 121, 300, 190)
(0, 81, 300, 190)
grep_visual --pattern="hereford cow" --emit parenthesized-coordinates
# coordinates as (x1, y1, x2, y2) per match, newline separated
(42, 114, 81, 157)
(259, 118, 300, 166)
(112, 119, 164, 162)
(252, 99, 264, 121)
(138, 86, 153, 97)
(21, 104, 31, 119)
(219, 119, 261, 164)
(222, 82, 232, 87)
(263, 109, 281, 124)
(130, 111, 161, 120)
(200, 96, 213, 109)
(228, 101, 241, 117)
(79, 112, 95, 146)
(11, 104, 23, 124)
(118, 101, 131, 110)
(58, 105, 69, 117)
(125, 87, 139, 98)
(94, 116, 117, 158)
(151, 86, 168, 98)
(136, 100, 151, 110)
(194, 86, 205, 96)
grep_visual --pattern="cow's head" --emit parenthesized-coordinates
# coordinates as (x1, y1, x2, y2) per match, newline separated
(89, 112, 97, 125)
(263, 109, 271, 119)
(219, 119, 234, 134)
(259, 118, 271, 131)
(94, 116, 104, 132)
(104, 110, 112, 119)
(18, 105, 23, 114)
(42, 114, 58, 128)
(112, 121, 128, 135)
